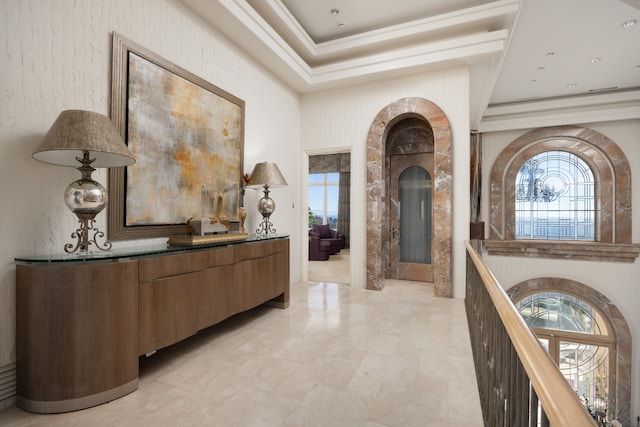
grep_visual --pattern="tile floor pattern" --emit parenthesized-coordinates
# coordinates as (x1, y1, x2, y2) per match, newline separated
(308, 249, 351, 285)
(0, 280, 483, 426)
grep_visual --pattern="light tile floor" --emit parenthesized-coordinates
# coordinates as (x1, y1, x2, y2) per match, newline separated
(0, 280, 483, 426)
(308, 249, 351, 285)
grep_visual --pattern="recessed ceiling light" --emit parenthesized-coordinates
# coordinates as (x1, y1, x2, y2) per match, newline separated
(621, 19, 637, 28)
(530, 79, 537, 84)
(330, 8, 340, 16)
(546, 51, 555, 56)
(633, 65, 640, 70)
(536, 66, 545, 71)
(589, 57, 602, 64)
(337, 21, 346, 28)
(566, 83, 578, 88)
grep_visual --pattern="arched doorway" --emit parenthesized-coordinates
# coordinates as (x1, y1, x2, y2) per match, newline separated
(366, 98, 452, 297)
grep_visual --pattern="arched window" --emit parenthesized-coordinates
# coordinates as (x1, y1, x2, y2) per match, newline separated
(508, 278, 632, 425)
(486, 126, 637, 262)
(515, 151, 595, 240)
(515, 292, 612, 421)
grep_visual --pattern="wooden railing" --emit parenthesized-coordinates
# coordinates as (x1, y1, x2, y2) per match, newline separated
(465, 241, 597, 427)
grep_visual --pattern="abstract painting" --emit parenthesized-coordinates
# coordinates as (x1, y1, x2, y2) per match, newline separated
(108, 33, 244, 240)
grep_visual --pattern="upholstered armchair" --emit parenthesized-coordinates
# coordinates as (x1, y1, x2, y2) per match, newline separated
(309, 223, 344, 256)
(308, 234, 330, 261)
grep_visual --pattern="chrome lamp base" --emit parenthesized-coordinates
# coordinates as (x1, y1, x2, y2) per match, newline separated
(256, 184, 277, 235)
(63, 151, 112, 254)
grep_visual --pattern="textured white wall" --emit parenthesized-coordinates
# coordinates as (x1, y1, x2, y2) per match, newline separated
(480, 119, 640, 419)
(0, 0, 302, 370)
(301, 67, 471, 297)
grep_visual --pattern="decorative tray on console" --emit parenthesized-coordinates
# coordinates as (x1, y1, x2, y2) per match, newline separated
(167, 233, 248, 246)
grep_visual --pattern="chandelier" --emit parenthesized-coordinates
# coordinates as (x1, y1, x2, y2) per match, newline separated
(516, 160, 560, 202)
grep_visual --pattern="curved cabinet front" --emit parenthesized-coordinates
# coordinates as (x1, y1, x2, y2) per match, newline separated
(16, 260, 139, 413)
(15, 237, 289, 413)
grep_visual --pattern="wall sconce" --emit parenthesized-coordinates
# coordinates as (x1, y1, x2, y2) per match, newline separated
(248, 161, 287, 235)
(33, 110, 135, 254)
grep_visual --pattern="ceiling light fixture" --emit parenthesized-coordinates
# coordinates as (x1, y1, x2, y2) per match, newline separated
(633, 65, 640, 70)
(621, 19, 637, 28)
(330, 8, 339, 16)
(536, 66, 545, 71)
(337, 21, 346, 28)
(566, 83, 578, 88)
(530, 79, 537, 84)
(546, 51, 555, 56)
(589, 57, 602, 64)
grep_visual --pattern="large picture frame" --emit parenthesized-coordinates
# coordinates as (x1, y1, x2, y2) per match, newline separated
(108, 32, 244, 240)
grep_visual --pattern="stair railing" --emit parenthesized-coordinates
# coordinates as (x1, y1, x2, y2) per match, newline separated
(465, 241, 597, 427)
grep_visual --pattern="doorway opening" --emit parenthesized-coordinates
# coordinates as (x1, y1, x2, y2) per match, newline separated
(307, 152, 351, 285)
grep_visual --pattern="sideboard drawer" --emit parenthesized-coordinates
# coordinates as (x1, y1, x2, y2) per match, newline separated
(139, 250, 208, 282)
(234, 238, 286, 262)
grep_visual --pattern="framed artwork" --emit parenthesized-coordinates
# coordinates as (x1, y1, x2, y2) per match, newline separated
(108, 32, 244, 240)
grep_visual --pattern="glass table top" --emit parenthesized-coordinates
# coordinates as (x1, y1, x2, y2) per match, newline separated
(15, 234, 289, 263)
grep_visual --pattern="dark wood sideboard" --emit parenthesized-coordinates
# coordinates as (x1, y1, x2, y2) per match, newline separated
(15, 236, 289, 414)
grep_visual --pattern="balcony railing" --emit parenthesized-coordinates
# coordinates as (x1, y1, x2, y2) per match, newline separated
(465, 241, 597, 427)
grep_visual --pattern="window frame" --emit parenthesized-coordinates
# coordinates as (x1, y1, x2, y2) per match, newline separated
(308, 172, 339, 226)
(486, 126, 636, 262)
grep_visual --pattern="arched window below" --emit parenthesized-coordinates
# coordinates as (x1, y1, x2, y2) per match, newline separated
(508, 278, 632, 425)
(515, 292, 612, 421)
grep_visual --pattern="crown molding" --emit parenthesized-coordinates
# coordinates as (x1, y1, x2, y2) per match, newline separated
(182, 0, 513, 93)
(478, 89, 640, 132)
(263, 0, 519, 62)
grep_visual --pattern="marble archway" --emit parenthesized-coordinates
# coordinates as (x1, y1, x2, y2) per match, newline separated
(366, 97, 452, 297)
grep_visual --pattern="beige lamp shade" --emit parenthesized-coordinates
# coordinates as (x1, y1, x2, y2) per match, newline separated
(33, 110, 135, 167)
(249, 161, 287, 187)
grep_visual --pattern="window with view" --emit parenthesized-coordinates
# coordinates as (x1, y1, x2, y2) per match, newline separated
(308, 173, 339, 229)
(515, 292, 613, 422)
(515, 151, 595, 240)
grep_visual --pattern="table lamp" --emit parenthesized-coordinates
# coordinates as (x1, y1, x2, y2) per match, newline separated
(248, 161, 287, 235)
(33, 110, 135, 254)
